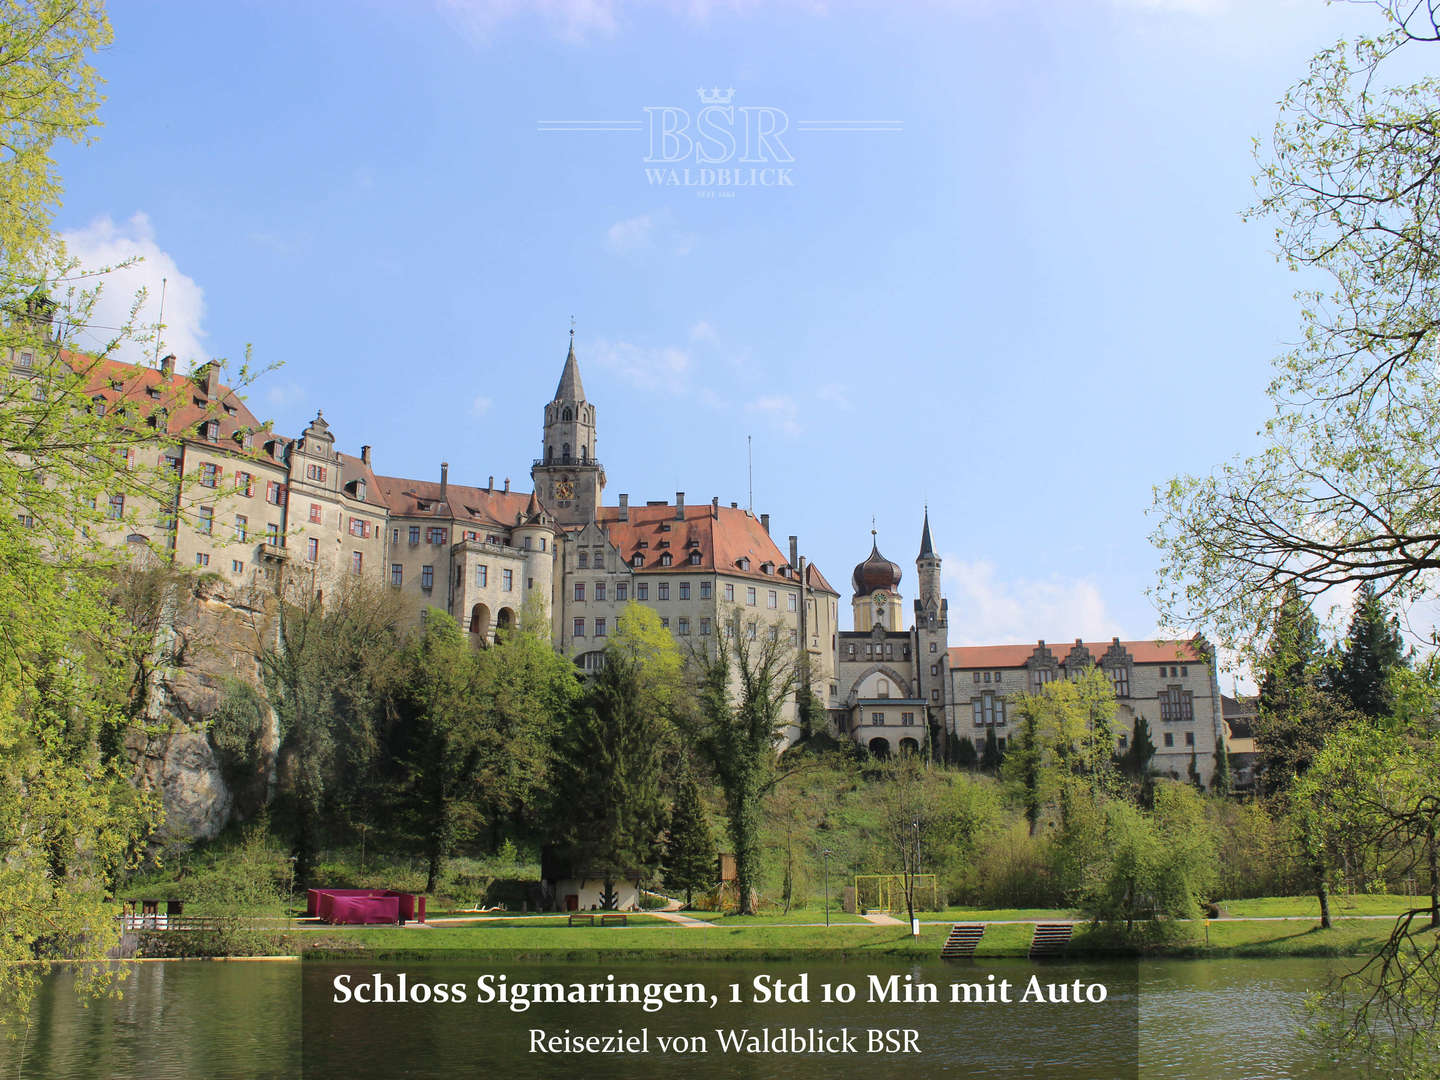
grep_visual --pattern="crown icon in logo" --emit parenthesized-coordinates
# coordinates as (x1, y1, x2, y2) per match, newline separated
(697, 86, 735, 105)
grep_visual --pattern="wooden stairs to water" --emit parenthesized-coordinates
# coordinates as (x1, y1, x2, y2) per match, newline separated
(1028, 923, 1074, 958)
(940, 923, 985, 959)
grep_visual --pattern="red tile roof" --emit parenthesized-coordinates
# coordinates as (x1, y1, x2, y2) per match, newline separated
(66, 352, 266, 449)
(373, 474, 538, 528)
(595, 503, 812, 587)
(948, 638, 1204, 669)
(806, 561, 838, 596)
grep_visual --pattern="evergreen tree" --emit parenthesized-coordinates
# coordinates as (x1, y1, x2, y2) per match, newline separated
(980, 725, 1002, 773)
(547, 655, 667, 907)
(1254, 585, 1337, 789)
(1334, 582, 1408, 718)
(954, 735, 979, 769)
(1211, 743, 1232, 797)
(1121, 715, 1157, 780)
(663, 766, 717, 907)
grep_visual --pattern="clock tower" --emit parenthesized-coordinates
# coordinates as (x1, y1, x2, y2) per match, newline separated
(532, 330, 605, 525)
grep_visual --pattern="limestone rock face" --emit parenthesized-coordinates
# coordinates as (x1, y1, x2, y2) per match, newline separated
(126, 576, 280, 846)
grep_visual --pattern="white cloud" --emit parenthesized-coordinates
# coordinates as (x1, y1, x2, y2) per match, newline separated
(471, 394, 494, 416)
(266, 381, 307, 408)
(746, 394, 801, 438)
(590, 338, 692, 390)
(59, 212, 208, 369)
(605, 213, 656, 254)
(817, 382, 852, 411)
(689, 320, 719, 344)
(942, 557, 1114, 645)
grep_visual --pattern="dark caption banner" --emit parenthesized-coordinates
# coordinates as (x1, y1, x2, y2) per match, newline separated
(300, 958, 1140, 1079)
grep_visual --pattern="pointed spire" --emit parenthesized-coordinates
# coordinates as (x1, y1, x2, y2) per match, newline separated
(918, 505, 935, 559)
(554, 326, 585, 401)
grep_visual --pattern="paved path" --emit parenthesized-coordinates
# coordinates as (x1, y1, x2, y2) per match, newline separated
(650, 911, 719, 928)
(860, 911, 905, 926)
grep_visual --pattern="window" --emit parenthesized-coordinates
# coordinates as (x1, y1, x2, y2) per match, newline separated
(427, 528, 447, 545)
(1163, 732, 1174, 748)
(746, 621, 757, 640)
(724, 584, 734, 602)
(307, 464, 327, 482)
(204, 420, 219, 441)
(660, 617, 669, 629)
(901, 712, 915, 724)
(391, 564, 403, 586)
(200, 463, 218, 488)
(1184, 731, 1195, 746)
(266, 523, 280, 546)
(931, 664, 939, 676)
(231, 560, 244, 574)
(700, 617, 711, 636)
(409, 526, 420, 545)
(234, 515, 248, 541)
(678, 617, 690, 635)
(502, 569, 513, 591)
(195, 552, 210, 567)
(351, 551, 363, 574)
(164, 453, 182, 473)
(872, 712, 885, 726)
(578, 551, 588, 569)
(15, 514, 32, 528)
(616, 582, 627, 601)
(660, 553, 672, 566)
(310, 503, 322, 524)
(700, 581, 712, 600)
(1118, 733, 1129, 749)
(266, 481, 286, 506)
(574, 583, 585, 602)
(637, 583, 648, 600)
(476, 565, 488, 587)
(540, 538, 547, 552)
(594, 553, 604, 570)
(234, 471, 254, 497)
(930, 642, 937, 653)
(1031, 667, 1055, 689)
(1160, 686, 1194, 723)
(746, 586, 757, 606)
(788, 593, 797, 611)
(1181, 665, 1189, 677)
(349, 517, 369, 538)
(767, 590, 778, 609)
(932, 689, 940, 701)
(421, 565, 434, 590)
(1108, 666, 1131, 698)
(573, 618, 585, 638)
(595, 617, 607, 637)
(658, 583, 670, 601)
(679, 582, 690, 600)
(984, 671, 991, 683)
(632, 554, 644, 568)
(306, 538, 318, 562)
(16, 350, 32, 369)
(973, 672, 981, 684)
(972, 693, 1007, 727)
(995, 671, 1003, 683)
(198, 507, 213, 534)
(790, 628, 798, 645)
(688, 550, 701, 565)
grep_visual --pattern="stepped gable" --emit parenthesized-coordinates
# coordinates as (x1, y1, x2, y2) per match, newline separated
(595, 502, 803, 585)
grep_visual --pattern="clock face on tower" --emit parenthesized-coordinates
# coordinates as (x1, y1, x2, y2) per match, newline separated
(555, 480, 574, 500)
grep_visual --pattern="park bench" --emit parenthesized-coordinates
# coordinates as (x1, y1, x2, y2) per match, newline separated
(567, 912, 628, 926)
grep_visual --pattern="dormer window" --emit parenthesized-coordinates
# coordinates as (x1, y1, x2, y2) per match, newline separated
(203, 420, 219, 441)
(688, 550, 702, 565)
(632, 554, 644, 568)
(761, 562, 774, 575)
(93, 399, 106, 417)
(224, 404, 237, 416)
(147, 387, 160, 399)
(355, 480, 367, 502)
(110, 379, 123, 390)
(660, 553, 673, 566)
(738, 557, 750, 571)
(639, 539, 649, 549)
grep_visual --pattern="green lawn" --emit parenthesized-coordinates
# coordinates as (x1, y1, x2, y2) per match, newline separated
(929, 907, 1081, 923)
(1218, 894, 1433, 919)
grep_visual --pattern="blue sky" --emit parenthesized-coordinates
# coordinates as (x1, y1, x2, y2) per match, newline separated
(54, 0, 1385, 664)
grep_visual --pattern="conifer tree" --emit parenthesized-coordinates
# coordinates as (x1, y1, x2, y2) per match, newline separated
(954, 735, 979, 769)
(1334, 582, 1408, 718)
(547, 655, 667, 907)
(980, 725, 1002, 773)
(1121, 715, 1157, 779)
(663, 766, 717, 907)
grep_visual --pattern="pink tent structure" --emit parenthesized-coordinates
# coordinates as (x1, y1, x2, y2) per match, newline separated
(307, 888, 424, 925)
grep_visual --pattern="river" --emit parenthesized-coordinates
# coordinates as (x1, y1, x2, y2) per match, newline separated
(1, 957, 1364, 1079)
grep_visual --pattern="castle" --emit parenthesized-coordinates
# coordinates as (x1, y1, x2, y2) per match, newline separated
(10, 329, 1228, 782)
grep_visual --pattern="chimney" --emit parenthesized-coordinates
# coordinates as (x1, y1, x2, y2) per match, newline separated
(440, 462, 449, 501)
(675, 492, 685, 520)
(487, 475, 494, 492)
(360, 445, 371, 465)
(618, 494, 629, 521)
(197, 361, 217, 398)
(730, 501, 738, 509)
(711, 496, 719, 518)
(789, 535, 798, 567)
(504, 477, 510, 493)
(160, 354, 176, 378)
(760, 513, 770, 534)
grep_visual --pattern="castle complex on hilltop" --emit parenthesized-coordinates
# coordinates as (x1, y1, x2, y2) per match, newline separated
(8, 329, 1229, 783)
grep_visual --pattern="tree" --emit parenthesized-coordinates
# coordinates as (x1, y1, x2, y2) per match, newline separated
(954, 735, 978, 769)
(1120, 715, 1157, 782)
(692, 611, 801, 915)
(0, 0, 175, 1032)
(662, 764, 716, 907)
(980, 724, 1003, 773)
(1150, 14, 1440, 650)
(1334, 582, 1408, 718)
(547, 654, 667, 907)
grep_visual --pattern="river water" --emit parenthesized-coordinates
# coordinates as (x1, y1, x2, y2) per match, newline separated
(2, 957, 1363, 1079)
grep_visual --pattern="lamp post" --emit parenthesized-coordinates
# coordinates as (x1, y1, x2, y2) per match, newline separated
(911, 820, 921, 937)
(822, 849, 832, 928)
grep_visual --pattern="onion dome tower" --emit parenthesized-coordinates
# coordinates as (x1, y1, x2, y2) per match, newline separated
(851, 527, 903, 631)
